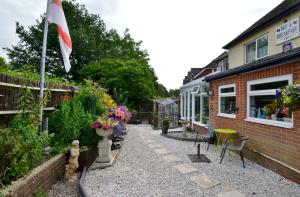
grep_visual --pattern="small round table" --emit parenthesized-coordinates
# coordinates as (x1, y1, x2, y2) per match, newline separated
(214, 128, 237, 150)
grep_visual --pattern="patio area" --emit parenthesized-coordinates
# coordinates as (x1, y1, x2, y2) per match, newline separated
(84, 124, 300, 197)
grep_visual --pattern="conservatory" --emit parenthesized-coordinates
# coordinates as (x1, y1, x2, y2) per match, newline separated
(180, 77, 210, 127)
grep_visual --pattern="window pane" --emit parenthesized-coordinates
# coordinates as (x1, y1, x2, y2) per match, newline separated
(249, 95, 291, 122)
(257, 35, 268, 59)
(250, 80, 288, 91)
(221, 87, 234, 93)
(220, 96, 236, 114)
(202, 96, 209, 124)
(194, 95, 200, 122)
(246, 41, 256, 63)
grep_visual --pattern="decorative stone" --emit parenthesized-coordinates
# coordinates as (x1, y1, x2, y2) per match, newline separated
(162, 154, 181, 162)
(217, 188, 246, 197)
(147, 143, 163, 148)
(65, 140, 80, 182)
(174, 163, 198, 174)
(96, 128, 113, 163)
(153, 148, 170, 155)
(190, 174, 220, 189)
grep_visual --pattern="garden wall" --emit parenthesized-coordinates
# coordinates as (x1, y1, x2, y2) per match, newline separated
(2, 154, 66, 197)
(207, 61, 300, 183)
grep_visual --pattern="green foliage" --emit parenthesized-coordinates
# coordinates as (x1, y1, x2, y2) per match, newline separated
(154, 83, 168, 98)
(162, 119, 170, 126)
(49, 81, 112, 146)
(0, 88, 51, 186)
(0, 66, 76, 87)
(5, 0, 150, 82)
(49, 99, 85, 145)
(80, 59, 156, 109)
(33, 187, 47, 197)
(168, 89, 180, 97)
(0, 57, 10, 70)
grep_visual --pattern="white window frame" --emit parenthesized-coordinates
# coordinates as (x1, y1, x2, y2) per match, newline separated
(245, 34, 269, 63)
(245, 74, 293, 128)
(192, 85, 209, 127)
(218, 83, 236, 118)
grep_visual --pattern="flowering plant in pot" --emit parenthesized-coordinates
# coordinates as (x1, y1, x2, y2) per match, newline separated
(276, 81, 300, 110)
(183, 123, 193, 132)
(92, 115, 117, 137)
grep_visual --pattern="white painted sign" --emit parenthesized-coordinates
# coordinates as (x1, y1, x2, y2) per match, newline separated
(276, 17, 300, 44)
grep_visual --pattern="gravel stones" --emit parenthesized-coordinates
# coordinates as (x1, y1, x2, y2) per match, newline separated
(84, 124, 300, 197)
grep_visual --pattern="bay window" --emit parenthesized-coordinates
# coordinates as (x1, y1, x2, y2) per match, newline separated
(246, 34, 268, 63)
(218, 84, 236, 118)
(246, 74, 293, 128)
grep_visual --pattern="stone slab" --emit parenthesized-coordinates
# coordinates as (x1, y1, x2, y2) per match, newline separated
(162, 154, 181, 162)
(190, 174, 220, 189)
(174, 163, 198, 174)
(145, 139, 156, 144)
(217, 188, 246, 197)
(148, 143, 163, 148)
(153, 148, 170, 155)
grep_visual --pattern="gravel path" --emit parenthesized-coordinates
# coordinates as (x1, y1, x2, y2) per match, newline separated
(84, 124, 300, 197)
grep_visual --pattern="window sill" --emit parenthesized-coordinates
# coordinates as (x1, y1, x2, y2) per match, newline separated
(244, 117, 293, 129)
(217, 113, 236, 119)
(193, 122, 208, 128)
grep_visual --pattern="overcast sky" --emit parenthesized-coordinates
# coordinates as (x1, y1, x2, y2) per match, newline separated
(0, 0, 283, 89)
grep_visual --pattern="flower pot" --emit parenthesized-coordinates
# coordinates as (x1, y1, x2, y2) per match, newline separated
(283, 117, 292, 123)
(161, 125, 169, 134)
(271, 114, 276, 120)
(95, 128, 113, 163)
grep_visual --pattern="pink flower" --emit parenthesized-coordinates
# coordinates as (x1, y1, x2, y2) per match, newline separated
(282, 107, 289, 116)
(102, 124, 111, 130)
(91, 122, 101, 128)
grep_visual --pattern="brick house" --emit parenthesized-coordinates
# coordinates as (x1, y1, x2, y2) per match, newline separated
(180, 0, 300, 182)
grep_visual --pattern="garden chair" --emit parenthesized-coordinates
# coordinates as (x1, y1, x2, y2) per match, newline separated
(219, 136, 248, 168)
(194, 125, 215, 151)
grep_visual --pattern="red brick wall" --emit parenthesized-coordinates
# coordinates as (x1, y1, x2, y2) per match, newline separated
(208, 62, 300, 174)
(3, 154, 66, 197)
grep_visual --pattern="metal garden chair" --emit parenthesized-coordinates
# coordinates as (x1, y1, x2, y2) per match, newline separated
(194, 125, 215, 151)
(219, 136, 249, 168)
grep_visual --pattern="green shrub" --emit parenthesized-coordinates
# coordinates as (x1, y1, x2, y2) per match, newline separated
(49, 99, 85, 146)
(0, 114, 51, 185)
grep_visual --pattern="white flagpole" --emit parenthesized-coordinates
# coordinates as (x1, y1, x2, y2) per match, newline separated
(39, 0, 51, 131)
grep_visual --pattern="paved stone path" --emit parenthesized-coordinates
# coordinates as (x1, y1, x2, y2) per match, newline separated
(84, 124, 300, 197)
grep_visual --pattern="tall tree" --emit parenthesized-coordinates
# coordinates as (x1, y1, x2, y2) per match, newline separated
(80, 59, 156, 109)
(5, 0, 150, 81)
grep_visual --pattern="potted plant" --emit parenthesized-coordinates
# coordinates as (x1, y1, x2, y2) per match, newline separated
(92, 115, 118, 163)
(276, 81, 300, 110)
(152, 114, 159, 128)
(161, 119, 170, 134)
(263, 106, 271, 119)
(282, 107, 292, 123)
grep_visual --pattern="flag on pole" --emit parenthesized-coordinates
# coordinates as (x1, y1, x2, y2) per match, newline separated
(48, 0, 72, 72)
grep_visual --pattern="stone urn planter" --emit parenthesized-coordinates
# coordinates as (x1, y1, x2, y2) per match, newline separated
(96, 128, 113, 163)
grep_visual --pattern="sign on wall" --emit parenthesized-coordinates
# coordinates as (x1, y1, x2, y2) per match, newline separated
(276, 17, 300, 44)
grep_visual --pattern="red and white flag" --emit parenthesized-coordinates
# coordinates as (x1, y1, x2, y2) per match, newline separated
(48, 0, 72, 72)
